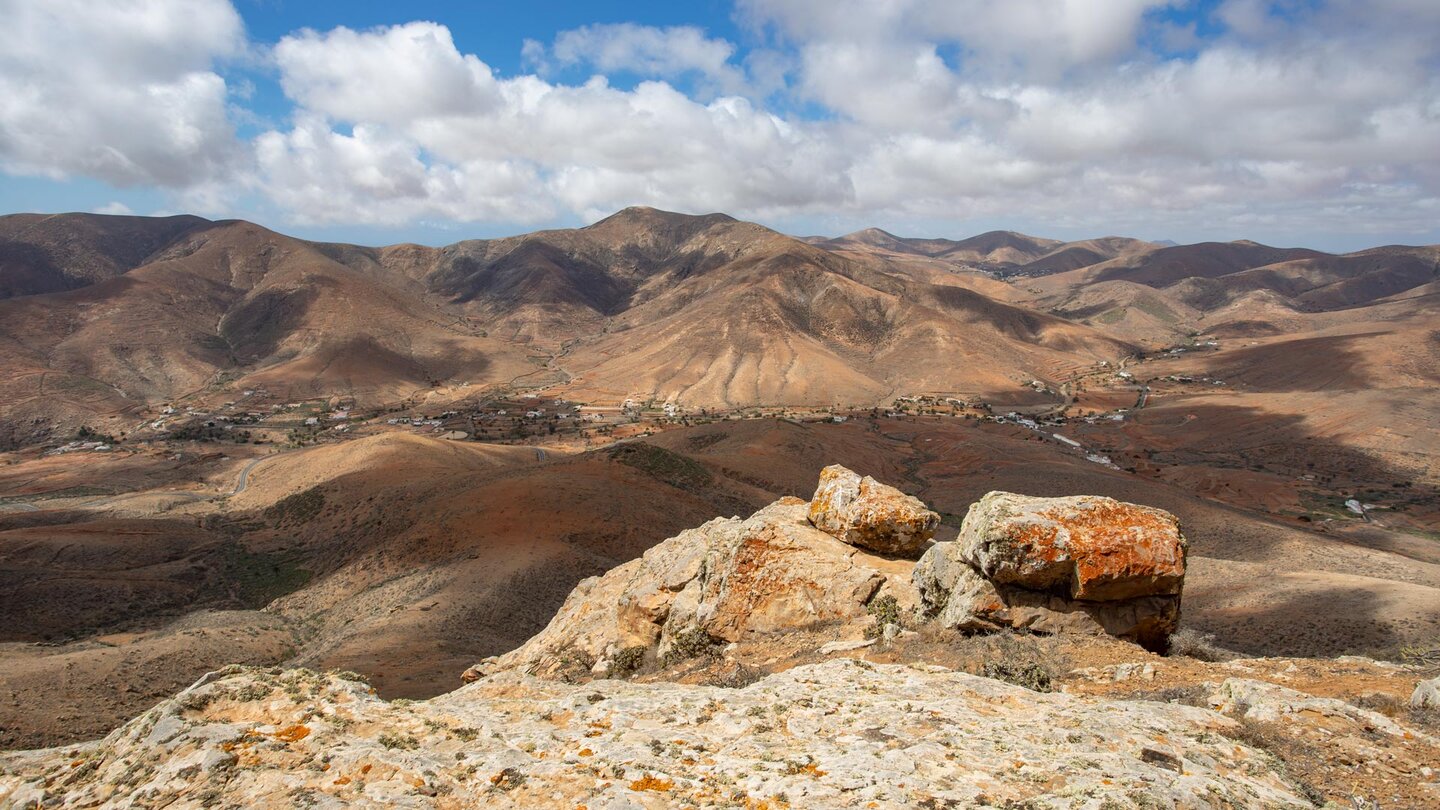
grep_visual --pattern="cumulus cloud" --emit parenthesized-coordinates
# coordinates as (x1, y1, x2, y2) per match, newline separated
(0, 0, 245, 187)
(530, 23, 747, 95)
(257, 21, 849, 225)
(274, 22, 501, 125)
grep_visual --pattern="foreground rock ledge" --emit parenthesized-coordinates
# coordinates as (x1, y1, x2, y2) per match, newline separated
(0, 661, 1316, 808)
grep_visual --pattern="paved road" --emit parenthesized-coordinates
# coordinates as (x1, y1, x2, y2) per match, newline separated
(0, 451, 288, 516)
(230, 455, 272, 495)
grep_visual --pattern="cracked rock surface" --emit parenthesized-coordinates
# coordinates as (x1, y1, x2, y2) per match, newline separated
(0, 659, 1315, 809)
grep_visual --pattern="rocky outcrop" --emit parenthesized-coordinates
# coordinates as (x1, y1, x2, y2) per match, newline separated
(915, 491, 1187, 650)
(806, 464, 940, 556)
(6, 468, 1440, 807)
(468, 497, 909, 681)
(0, 660, 1318, 809)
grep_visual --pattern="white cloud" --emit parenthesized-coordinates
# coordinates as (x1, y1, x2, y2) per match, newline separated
(273, 22, 501, 125)
(0, 0, 244, 186)
(258, 22, 850, 225)
(536, 23, 746, 95)
(254, 115, 552, 226)
(92, 201, 135, 215)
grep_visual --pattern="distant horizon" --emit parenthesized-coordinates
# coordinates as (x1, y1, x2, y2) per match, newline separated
(5, 205, 1435, 255)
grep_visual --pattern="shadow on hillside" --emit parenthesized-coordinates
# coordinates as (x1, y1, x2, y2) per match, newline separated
(1178, 331, 1387, 392)
(1184, 582, 1432, 660)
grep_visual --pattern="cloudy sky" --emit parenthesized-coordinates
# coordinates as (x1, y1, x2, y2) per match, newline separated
(1, 0, 1437, 250)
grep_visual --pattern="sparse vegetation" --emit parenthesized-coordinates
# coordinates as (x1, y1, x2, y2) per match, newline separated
(971, 632, 1068, 693)
(703, 662, 765, 689)
(266, 486, 326, 525)
(663, 627, 723, 667)
(552, 646, 597, 683)
(1167, 627, 1242, 662)
(607, 443, 713, 491)
(610, 645, 648, 678)
(220, 545, 312, 608)
(1217, 716, 1328, 806)
(864, 594, 906, 639)
(74, 425, 119, 445)
(377, 732, 418, 750)
(489, 767, 526, 791)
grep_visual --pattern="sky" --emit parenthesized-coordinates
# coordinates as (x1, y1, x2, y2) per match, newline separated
(1, 0, 1437, 251)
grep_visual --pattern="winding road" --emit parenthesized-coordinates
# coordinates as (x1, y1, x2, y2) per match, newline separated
(230, 454, 276, 496)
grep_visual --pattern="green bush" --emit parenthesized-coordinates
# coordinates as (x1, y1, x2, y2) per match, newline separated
(663, 627, 722, 667)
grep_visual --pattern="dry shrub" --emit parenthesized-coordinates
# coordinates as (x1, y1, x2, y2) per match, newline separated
(703, 662, 765, 689)
(1167, 627, 1242, 662)
(970, 631, 1070, 693)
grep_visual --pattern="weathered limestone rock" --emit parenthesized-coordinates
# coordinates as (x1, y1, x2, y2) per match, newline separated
(1211, 678, 1427, 741)
(479, 497, 899, 679)
(915, 491, 1187, 650)
(807, 464, 940, 557)
(916, 559, 1181, 649)
(956, 491, 1187, 600)
(0, 660, 1321, 809)
(1413, 676, 1440, 710)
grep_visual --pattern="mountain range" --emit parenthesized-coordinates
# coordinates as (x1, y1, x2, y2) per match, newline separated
(2, 207, 1436, 447)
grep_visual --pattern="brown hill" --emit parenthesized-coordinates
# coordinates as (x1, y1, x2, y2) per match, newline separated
(822, 227, 1066, 267)
(1170, 245, 1440, 312)
(1014, 236, 1157, 276)
(0, 218, 538, 444)
(1086, 240, 1331, 287)
(550, 232, 1129, 407)
(0, 212, 209, 298)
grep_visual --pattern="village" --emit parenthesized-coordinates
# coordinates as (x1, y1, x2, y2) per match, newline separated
(14, 326, 1431, 536)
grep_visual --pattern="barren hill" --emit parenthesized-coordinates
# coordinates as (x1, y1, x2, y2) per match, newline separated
(0, 218, 536, 444)
(0, 212, 209, 298)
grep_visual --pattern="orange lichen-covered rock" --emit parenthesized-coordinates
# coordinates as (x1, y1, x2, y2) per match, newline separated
(807, 464, 940, 557)
(956, 492, 1187, 601)
(915, 562, 1181, 651)
(915, 491, 1187, 651)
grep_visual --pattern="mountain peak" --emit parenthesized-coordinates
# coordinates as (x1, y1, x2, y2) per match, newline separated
(587, 206, 738, 230)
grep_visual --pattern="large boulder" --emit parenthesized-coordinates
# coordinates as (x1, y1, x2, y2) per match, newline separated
(807, 464, 940, 557)
(915, 492, 1187, 651)
(471, 496, 906, 680)
(956, 492, 1186, 601)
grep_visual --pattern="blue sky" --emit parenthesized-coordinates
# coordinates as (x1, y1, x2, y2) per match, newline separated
(2, 0, 1437, 250)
